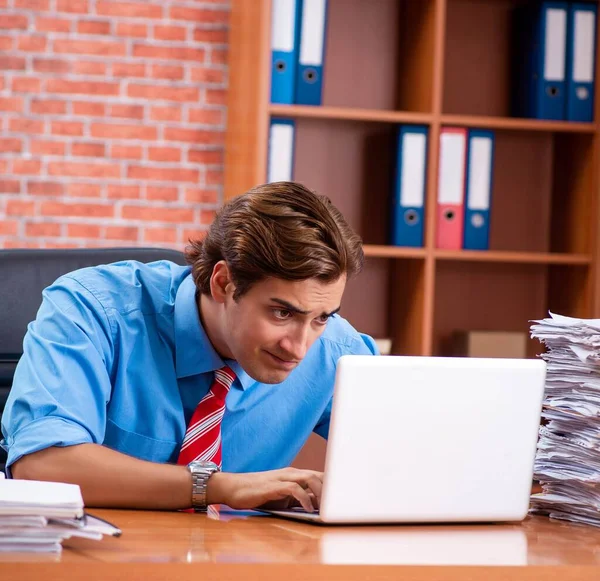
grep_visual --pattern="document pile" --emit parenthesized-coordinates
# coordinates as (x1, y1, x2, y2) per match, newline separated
(0, 474, 120, 552)
(529, 312, 600, 527)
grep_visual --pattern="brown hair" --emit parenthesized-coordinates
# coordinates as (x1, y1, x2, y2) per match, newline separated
(185, 181, 364, 300)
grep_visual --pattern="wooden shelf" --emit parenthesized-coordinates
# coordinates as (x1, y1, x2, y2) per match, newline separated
(269, 104, 433, 125)
(441, 114, 597, 133)
(363, 245, 427, 259)
(434, 250, 592, 266)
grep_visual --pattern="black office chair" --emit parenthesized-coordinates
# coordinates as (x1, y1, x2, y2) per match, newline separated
(0, 247, 188, 468)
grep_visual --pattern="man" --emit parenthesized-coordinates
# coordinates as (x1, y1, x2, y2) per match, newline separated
(1, 182, 377, 513)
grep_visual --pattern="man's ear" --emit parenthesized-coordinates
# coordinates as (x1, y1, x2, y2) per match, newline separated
(209, 260, 234, 304)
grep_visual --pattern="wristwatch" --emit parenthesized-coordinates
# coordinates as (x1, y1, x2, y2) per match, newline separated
(187, 461, 220, 511)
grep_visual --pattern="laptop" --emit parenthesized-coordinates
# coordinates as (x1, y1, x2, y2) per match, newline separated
(261, 354, 546, 524)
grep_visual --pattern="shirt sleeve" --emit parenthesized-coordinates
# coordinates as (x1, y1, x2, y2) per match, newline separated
(313, 331, 379, 440)
(1, 275, 115, 473)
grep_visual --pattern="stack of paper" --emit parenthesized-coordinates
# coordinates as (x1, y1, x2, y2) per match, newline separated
(529, 311, 600, 527)
(0, 475, 120, 552)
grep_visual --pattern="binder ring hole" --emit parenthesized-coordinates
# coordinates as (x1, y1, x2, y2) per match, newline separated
(404, 209, 419, 225)
(444, 209, 455, 221)
(576, 87, 589, 100)
(303, 68, 318, 83)
(547, 86, 558, 97)
(275, 60, 286, 72)
(471, 213, 485, 228)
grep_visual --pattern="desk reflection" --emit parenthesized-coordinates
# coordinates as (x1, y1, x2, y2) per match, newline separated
(48, 507, 600, 566)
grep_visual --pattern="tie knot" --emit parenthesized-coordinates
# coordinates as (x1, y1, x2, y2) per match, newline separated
(211, 366, 236, 402)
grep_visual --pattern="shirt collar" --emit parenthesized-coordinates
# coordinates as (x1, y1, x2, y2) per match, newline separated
(174, 273, 254, 390)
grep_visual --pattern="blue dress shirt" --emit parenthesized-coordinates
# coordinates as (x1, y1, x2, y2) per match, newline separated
(1, 260, 377, 473)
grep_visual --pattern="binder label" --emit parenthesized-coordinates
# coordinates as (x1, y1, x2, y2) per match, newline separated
(467, 137, 492, 210)
(438, 133, 466, 204)
(299, 0, 326, 65)
(544, 9, 567, 81)
(271, 0, 296, 51)
(573, 11, 595, 83)
(400, 133, 426, 207)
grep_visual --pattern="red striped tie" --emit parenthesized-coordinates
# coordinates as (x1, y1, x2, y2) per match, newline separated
(177, 366, 236, 468)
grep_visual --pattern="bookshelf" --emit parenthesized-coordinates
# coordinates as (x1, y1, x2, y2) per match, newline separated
(223, 0, 600, 363)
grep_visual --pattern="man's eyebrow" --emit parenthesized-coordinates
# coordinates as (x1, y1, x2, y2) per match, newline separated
(270, 298, 341, 318)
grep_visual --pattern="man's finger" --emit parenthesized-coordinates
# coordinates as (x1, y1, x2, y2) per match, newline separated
(283, 482, 314, 513)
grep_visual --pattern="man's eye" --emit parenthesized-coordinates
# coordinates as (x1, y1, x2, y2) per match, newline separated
(273, 309, 292, 320)
(316, 315, 329, 324)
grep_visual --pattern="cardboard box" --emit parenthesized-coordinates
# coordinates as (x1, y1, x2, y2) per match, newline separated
(451, 330, 528, 359)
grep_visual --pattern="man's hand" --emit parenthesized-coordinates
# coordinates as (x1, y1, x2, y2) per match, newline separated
(207, 468, 324, 513)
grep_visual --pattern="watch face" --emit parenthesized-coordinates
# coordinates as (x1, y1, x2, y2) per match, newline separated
(188, 461, 218, 471)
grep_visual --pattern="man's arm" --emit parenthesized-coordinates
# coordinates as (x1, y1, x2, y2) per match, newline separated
(12, 443, 323, 512)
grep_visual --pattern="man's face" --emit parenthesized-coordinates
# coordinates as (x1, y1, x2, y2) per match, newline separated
(223, 275, 346, 384)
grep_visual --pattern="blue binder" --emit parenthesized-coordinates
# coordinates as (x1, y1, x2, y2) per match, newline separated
(390, 125, 428, 248)
(566, 2, 597, 122)
(514, 1, 569, 120)
(267, 118, 295, 183)
(295, 0, 328, 106)
(270, 0, 303, 104)
(463, 130, 495, 251)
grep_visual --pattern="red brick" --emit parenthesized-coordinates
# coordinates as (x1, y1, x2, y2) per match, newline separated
(46, 80, 119, 96)
(112, 62, 146, 77)
(73, 101, 106, 116)
(33, 58, 70, 74)
(153, 25, 186, 41)
(6, 200, 34, 215)
(1, 181, 21, 194)
(66, 183, 102, 197)
(11, 77, 41, 93)
(0, 15, 28, 30)
(193, 28, 228, 43)
(0, 138, 22, 153)
(110, 144, 142, 159)
(122, 205, 194, 223)
(96, 1, 163, 18)
(185, 188, 218, 204)
(36, 17, 72, 33)
(0, 97, 23, 112)
(9, 118, 44, 134)
(150, 64, 184, 80)
(115, 22, 147, 38)
(91, 123, 157, 140)
(132, 44, 205, 62)
(169, 6, 228, 23)
(26, 222, 61, 237)
(164, 127, 223, 145)
(77, 20, 111, 35)
(205, 88, 226, 105)
(4, 241, 43, 249)
(210, 48, 227, 66)
(15, 0, 50, 10)
(48, 162, 121, 178)
(109, 104, 144, 119)
(146, 186, 178, 201)
(51, 121, 85, 136)
(0, 57, 26, 70)
(30, 139, 66, 156)
(188, 108, 223, 125)
(45, 242, 79, 249)
(105, 226, 138, 241)
(56, 0, 88, 13)
(199, 210, 216, 224)
(148, 146, 181, 163)
(206, 169, 222, 186)
(53, 39, 126, 56)
(0, 221, 18, 236)
(183, 229, 207, 244)
(12, 160, 42, 175)
(67, 224, 102, 238)
(128, 84, 199, 102)
(127, 166, 199, 183)
(72, 61, 107, 76)
(107, 184, 140, 199)
(0, 36, 12, 50)
(30, 99, 67, 115)
(41, 202, 114, 218)
(72, 142, 106, 157)
(143, 227, 177, 243)
(27, 181, 64, 196)
(150, 105, 181, 122)
(17, 36, 47, 52)
(188, 149, 223, 165)
(190, 67, 225, 84)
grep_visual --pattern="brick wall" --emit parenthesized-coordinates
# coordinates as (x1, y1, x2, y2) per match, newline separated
(0, 0, 230, 250)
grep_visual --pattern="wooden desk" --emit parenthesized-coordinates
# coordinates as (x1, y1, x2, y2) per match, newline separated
(2, 508, 600, 580)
